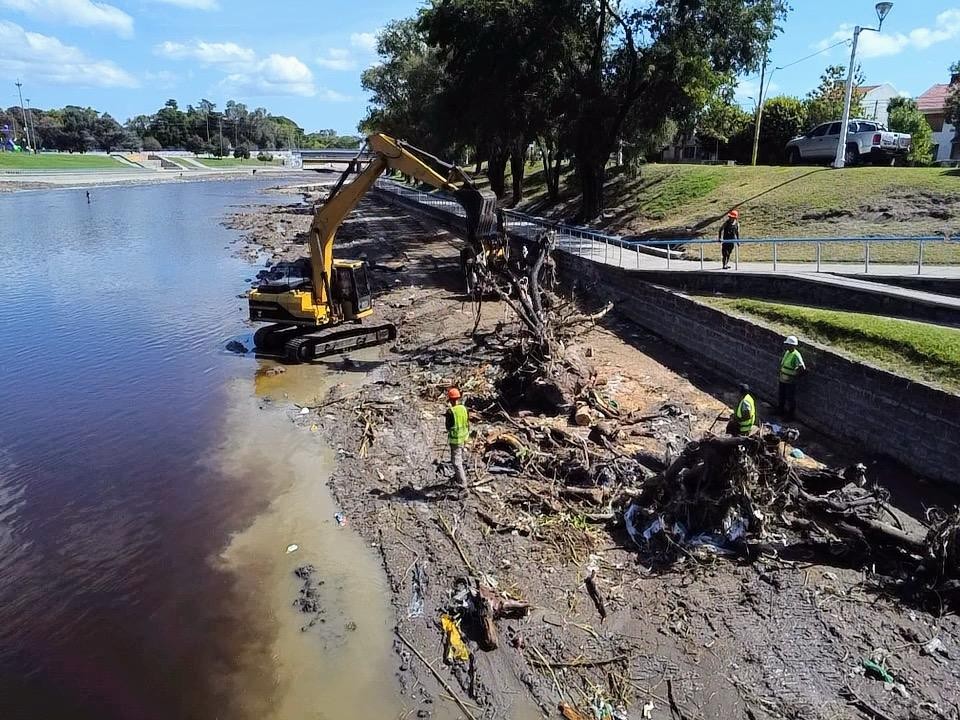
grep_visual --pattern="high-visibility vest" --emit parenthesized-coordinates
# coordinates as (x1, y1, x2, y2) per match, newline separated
(780, 349, 804, 383)
(735, 393, 756, 434)
(448, 404, 469, 446)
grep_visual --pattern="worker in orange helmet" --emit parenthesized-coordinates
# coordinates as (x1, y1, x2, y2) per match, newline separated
(445, 387, 470, 490)
(718, 209, 740, 270)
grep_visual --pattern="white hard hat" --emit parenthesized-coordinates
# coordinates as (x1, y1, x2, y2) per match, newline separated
(784, 335, 799, 346)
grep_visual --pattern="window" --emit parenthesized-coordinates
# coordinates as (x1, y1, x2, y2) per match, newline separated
(809, 124, 829, 137)
(932, 144, 940, 159)
(826, 122, 842, 135)
(927, 114, 945, 132)
(951, 142, 960, 160)
(855, 122, 877, 133)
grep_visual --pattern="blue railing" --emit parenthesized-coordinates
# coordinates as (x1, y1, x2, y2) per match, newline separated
(373, 177, 959, 276)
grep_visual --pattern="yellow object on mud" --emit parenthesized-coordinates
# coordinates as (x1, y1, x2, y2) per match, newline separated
(440, 614, 469, 663)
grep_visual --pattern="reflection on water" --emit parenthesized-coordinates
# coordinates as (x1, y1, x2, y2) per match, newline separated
(0, 182, 404, 719)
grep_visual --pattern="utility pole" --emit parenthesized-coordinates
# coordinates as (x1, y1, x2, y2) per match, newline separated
(25, 98, 37, 153)
(833, 3, 893, 168)
(14, 79, 31, 151)
(750, 51, 768, 166)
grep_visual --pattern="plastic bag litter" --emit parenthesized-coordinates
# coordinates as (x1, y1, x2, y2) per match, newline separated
(790, 448, 806, 459)
(334, 512, 347, 527)
(285, 544, 299, 554)
(440, 614, 469, 663)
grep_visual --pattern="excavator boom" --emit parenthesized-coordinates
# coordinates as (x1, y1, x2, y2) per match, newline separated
(248, 132, 499, 362)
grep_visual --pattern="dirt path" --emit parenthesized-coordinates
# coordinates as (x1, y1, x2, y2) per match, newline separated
(227, 189, 960, 720)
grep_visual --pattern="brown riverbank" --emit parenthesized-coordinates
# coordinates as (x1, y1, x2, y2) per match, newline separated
(226, 187, 960, 720)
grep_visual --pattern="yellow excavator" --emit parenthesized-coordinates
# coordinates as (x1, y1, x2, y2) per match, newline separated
(249, 133, 501, 362)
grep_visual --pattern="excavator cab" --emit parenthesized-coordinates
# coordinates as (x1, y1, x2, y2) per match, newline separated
(331, 259, 373, 319)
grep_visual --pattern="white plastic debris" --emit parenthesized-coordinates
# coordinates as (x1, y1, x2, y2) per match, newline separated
(286, 544, 299, 554)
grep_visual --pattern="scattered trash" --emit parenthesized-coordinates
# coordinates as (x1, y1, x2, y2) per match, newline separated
(440, 613, 469, 663)
(299, 407, 310, 415)
(642, 702, 655, 719)
(285, 543, 299, 554)
(861, 657, 894, 683)
(922, 637, 949, 659)
(790, 447, 806, 459)
(334, 512, 347, 526)
(310, 423, 318, 432)
(407, 562, 427, 618)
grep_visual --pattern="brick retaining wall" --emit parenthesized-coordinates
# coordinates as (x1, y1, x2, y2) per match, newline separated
(556, 252, 960, 484)
(374, 186, 960, 483)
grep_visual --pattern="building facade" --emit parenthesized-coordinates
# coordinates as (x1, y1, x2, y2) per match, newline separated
(860, 83, 901, 126)
(917, 80, 959, 164)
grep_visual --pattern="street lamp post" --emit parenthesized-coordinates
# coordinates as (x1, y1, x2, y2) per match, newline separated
(833, 2, 893, 168)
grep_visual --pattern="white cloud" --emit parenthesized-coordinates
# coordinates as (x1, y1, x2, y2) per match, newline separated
(0, 0, 133, 37)
(734, 77, 778, 108)
(317, 88, 351, 102)
(0, 20, 138, 87)
(143, 69, 178, 88)
(350, 31, 377, 53)
(817, 9, 960, 59)
(222, 54, 317, 97)
(155, 40, 255, 65)
(152, 0, 218, 9)
(316, 48, 356, 71)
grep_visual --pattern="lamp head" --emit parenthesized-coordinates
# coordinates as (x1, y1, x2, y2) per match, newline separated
(875, 2, 893, 27)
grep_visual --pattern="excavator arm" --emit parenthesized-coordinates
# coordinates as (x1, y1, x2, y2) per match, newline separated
(307, 132, 497, 308)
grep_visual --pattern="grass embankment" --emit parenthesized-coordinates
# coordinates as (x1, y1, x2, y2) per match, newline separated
(512, 163, 960, 264)
(195, 157, 280, 168)
(706, 297, 960, 391)
(0, 153, 126, 170)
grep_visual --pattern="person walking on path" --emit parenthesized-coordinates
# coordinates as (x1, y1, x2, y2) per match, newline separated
(778, 336, 807, 419)
(718, 210, 740, 269)
(445, 387, 470, 490)
(727, 382, 757, 436)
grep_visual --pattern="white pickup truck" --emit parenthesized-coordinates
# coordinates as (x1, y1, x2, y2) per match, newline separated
(785, 119, 911, 166)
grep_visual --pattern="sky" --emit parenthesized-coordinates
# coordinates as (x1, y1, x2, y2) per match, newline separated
(2, 0, 959, 134)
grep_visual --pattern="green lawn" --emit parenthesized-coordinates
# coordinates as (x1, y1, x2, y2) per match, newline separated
(513, 163, 960, 256)
(705, 297, 960, 392)
(0, 153, 126, 169)
(195, 157, 281, 168)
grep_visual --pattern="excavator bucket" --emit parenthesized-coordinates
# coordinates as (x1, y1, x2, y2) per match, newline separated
(453, 188, 500, 249)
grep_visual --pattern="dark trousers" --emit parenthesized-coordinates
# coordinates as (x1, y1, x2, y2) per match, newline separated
(778, 382, 797, 419)
(721, 242, 735, 267)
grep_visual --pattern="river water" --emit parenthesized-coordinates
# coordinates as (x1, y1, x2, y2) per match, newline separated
(0, 180, 404, 719)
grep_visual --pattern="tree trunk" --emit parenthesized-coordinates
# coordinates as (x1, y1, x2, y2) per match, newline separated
(509, 141, 525, 206)
(576, 157, 606, 221)
(538, 140, 563, 202)
(487, 146, 509, 199)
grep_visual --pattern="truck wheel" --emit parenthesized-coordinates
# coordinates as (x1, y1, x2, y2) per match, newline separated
(787, 148, 801, 165)
(844, 144, 859, 167)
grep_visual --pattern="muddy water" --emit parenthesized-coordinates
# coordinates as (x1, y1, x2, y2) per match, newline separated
(0, 182, 404, 719)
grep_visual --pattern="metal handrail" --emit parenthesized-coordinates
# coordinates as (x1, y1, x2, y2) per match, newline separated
(373, 177, 959, 275)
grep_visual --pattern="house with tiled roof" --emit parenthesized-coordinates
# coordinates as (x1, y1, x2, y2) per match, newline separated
(917, 75, 959, 164)
(859, 83, 901, 126)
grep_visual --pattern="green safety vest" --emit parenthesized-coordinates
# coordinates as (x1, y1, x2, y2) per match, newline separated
(735, 394, 756, 434)
(780, 349, 804, 383)
(448, 404, 469, 446)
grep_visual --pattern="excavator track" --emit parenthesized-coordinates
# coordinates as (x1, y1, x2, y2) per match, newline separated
(283, 323, 397, 363)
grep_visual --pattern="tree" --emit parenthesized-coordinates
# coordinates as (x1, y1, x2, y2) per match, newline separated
(559, 0, 786, 219)
(233, 142, 252, 159)
(94, 113, 126, 152)
(754, 95, 807, 163)
(695, 81, 753, 159)
(945, 61, 960, 136)
(142, 136, 162, 151)
(805, 64, 864, 128)
(888, 98, 934, 165)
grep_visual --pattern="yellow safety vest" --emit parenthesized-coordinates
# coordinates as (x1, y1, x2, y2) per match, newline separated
(448, 404, 469, 446)
(780, 349, 804, 384)
(735, 394, 756, 434)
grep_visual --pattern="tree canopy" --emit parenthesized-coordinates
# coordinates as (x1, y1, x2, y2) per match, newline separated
(363, 0, 787, 219)
(887, 98, 934, 165)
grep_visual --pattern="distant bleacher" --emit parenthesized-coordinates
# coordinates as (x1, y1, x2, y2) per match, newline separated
(297, 148, 371, 171)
